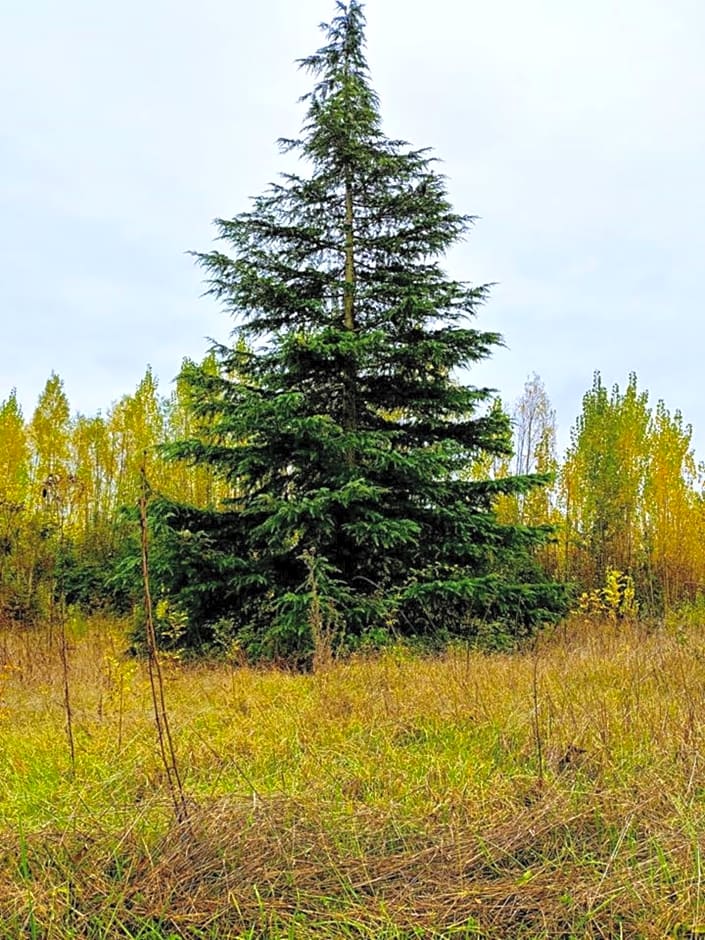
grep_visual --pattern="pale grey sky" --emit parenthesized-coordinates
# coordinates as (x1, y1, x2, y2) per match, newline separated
(2, 0, 704, 455)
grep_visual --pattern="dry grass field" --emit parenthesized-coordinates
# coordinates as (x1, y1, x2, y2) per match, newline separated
(1, 613, 705, 938)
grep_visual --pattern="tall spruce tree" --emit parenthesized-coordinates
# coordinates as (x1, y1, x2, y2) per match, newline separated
(159, 1, 567, 658)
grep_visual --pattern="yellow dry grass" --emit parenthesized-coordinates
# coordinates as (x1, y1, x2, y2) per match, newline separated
(1, 613, 704, 938)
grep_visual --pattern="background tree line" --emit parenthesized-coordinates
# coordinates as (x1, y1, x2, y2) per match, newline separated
(1, 365, 702, 634)
(0, 357, 227, 623)
(496, 371, 705, 614)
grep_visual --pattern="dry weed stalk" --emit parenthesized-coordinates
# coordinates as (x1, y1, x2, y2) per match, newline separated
(302, 548, 336, 672)
(139, 459, 190, 828)
(57, 598, 76, 776)
(49, 500, 76, 777)
(531, 642, 544, 787)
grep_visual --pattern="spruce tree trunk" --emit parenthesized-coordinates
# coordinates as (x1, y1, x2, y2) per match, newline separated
(342, 171, 358, 437)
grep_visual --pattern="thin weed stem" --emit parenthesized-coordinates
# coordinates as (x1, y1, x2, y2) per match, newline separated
(139, 457, 190, 830)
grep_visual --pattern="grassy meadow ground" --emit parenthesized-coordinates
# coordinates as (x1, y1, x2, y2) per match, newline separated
(1, 614, 705, 938)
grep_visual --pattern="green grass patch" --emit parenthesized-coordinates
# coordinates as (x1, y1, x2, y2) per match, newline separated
(1, 615, 705, 937)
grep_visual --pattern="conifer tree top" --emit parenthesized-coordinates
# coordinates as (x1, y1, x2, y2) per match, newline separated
(296, 0, 381, 150)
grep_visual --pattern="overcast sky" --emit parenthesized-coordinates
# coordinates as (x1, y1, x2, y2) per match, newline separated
(2, 0, 704, 456)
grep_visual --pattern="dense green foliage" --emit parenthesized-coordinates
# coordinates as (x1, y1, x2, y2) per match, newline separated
(149, 1, 567, 659)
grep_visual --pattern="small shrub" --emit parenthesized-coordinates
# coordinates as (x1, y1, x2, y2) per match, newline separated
(578, 567, 639, 622)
